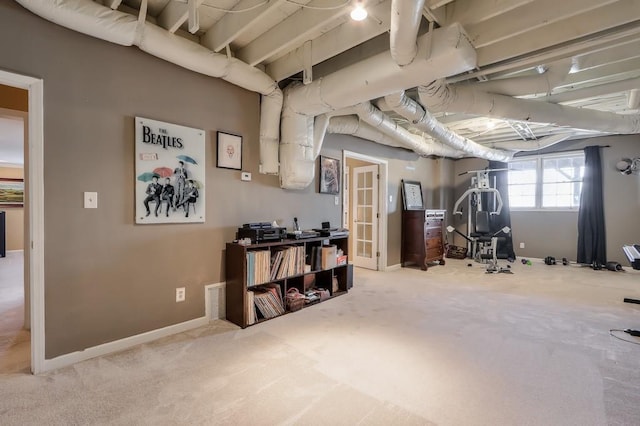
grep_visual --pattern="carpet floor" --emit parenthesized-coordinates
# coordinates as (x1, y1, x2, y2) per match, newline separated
(1, 258, 640, 425)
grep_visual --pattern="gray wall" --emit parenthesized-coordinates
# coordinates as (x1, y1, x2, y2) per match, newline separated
(0, 2, 449, 358)
(454, 135, 640, 263)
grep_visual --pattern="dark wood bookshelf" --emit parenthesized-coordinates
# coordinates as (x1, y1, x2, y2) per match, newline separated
(225, 235, 351, 328)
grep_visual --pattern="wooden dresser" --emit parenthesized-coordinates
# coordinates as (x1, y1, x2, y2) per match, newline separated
(401, 209, 446, 270)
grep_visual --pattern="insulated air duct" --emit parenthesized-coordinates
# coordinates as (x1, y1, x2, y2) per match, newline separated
(16, 0, 282, 174)
(390, 0, 426, 67)
(280, 23, 476, 188)
(384, 92, 512, 162)
(419, 80, 640, 134)
(325, 116, 405, 148)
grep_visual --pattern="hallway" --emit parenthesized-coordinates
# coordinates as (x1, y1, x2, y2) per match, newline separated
(0, 251, 29, 374)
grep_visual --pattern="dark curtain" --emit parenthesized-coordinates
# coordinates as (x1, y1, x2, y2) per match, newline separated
(577, 146, 607, 265)
(483, 161, 517, 260)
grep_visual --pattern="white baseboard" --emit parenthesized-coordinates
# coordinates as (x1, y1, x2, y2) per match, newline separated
(41, 281, 227, 373)
(386, 264, 402, 271)
(6, 249, 24, 253)
(42, 315, 209, 373)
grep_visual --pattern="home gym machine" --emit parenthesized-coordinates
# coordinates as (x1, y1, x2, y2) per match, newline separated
(447, 169, 512, 273)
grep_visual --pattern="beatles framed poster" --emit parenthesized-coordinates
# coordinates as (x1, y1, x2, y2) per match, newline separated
(135, 117, 205, 224)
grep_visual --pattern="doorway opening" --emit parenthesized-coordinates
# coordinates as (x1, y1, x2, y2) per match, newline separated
(0, 70, 45, 374)
(0, 87, 28, 373)
(342, 150, 388, 271)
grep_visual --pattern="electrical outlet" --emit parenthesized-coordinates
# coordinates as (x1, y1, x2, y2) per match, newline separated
(334, 196, 339, 206)
(176, 287, 186, 302)
(519, 242, 525, 249)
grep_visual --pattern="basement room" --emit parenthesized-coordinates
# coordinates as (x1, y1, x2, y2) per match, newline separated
(1, 0, 640, 424)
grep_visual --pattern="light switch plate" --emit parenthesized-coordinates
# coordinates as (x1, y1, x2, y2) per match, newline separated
(84, 192, 98, 209)
(241, 172, 251, 181)
(334, 196, 339, 206)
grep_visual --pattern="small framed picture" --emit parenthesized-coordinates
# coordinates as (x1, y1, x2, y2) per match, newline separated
(319, 156, 340, 195)
(0, 178, 24, 207)
(401, 180, 424, 210)
(217, 131, 242, 170)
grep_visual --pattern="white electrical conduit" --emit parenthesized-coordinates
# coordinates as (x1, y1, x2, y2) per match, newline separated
(353, 103, 466, 158)
(383, 92, 512, 162)
(390, 0, 426, 67)
(16, 0, 283, 175)
(419, 80, 640, 134)
(470, 59, 571, 97)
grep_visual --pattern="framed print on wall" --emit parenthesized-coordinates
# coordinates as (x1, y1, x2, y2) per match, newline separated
(319, 156, 340, 195)
(135, 117, 206, 224)
(0, 178, 24, 207)
(216, 131, 242, 170)
(401, 180, 424, 210)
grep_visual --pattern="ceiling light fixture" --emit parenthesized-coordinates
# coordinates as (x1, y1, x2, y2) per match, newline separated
(350, 0, 367, 21)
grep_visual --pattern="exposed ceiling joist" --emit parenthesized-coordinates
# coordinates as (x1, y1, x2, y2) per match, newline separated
(547, 77, 640, 104)
(445, 0, 535, 26)
(561, 57, 640, 87)
(157, 0, 203, 33)
(201, 0, 285, 53)
(235, 0, 350, 66)
(266, 0, 393, 81)
(108, 0, 123, 9)
(477, 1, 640, 66)
(573, 39, 640, 71)
(467, 0, 619, 48)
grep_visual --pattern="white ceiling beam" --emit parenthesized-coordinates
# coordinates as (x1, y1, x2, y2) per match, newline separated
(157, 0, 204, 34)
(573, 39, 640, 72)
(560, 57, 640, 88)
(467, 0, 619, 48)
(445, 0, 535, 26)
(546, 77, 640, 104)
(201, 0, 285, 53)
(266, 0, 392, 81)
(235, 0, 350, 66)
(477, 0, 640, 67)
(108, 0, 122, 9)
(422, 5, 445, 25)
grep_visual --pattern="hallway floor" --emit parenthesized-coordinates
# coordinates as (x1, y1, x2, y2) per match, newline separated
(1, 258, 640, 424)
(0, 251, 29, 374)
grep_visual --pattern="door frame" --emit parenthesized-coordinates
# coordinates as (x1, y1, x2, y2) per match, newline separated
(0, 69, 45, 374)
(342, 150, 388, 271)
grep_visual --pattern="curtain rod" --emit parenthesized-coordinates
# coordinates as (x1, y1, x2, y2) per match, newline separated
(513, 144, 611, 157)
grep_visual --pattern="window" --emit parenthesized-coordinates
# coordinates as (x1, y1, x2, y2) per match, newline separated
(508, 152, 585, 210)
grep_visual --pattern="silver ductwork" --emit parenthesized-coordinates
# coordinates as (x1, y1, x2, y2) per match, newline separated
(16, 0, 283, 175)
(384, 92, 512, 162)
(419, 80, 640, 134)
(326, 116, 405, 148)
(354, 103, 466, 158)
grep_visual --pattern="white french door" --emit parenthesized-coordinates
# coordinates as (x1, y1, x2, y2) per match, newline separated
(352, 165, 379, 270)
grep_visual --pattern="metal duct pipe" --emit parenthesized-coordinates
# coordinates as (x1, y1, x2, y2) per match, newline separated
(390, 0, 426, 67)
(384, 92, 512, 162)
(419, 80, 640, 134)
(16, 0, 282, 175)
(471, 59, 571, 97)
(353, 102, 466, 158)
